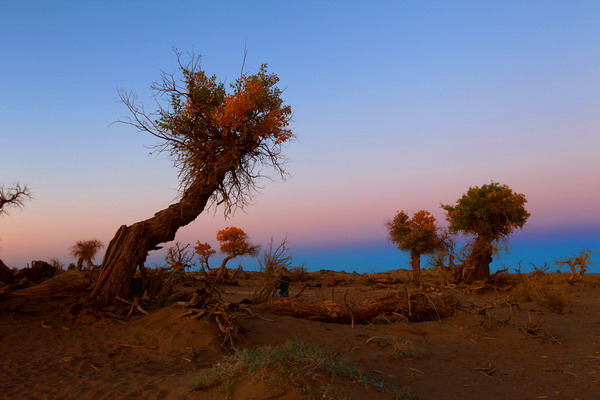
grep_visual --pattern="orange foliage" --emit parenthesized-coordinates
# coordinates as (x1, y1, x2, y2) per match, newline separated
(181, 67, 292, 146)
(216, 226, 259, 257)
(194, 241, 216, 270)
(409, 210, 437, 232)
(213, 76, 292, 144)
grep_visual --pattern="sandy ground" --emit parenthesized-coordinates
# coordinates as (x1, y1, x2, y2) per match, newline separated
(1, 270, 600, 400)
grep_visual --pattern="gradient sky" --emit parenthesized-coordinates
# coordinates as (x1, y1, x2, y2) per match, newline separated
(1, 1, 599, 272)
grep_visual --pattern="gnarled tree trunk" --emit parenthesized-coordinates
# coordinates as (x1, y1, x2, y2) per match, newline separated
(465, 236, 493, 282)
(410, 251, 421, 284)
(91, 173, 224, 307)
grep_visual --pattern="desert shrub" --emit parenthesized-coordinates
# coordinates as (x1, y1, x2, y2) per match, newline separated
(258, 237, 292, 274)
(288, 265, 310, 281)
(517, 275, 568, 314)
(70, 239, 104, 271)
(192, 340, 373, 398)
(164, 242, 194, 272)
(49, 258, 65, 270)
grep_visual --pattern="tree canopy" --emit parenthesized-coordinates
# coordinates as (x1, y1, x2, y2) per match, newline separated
(217, 226, 260, 269)
(442, 182, 529, 241)
(120, 56, 293, 213)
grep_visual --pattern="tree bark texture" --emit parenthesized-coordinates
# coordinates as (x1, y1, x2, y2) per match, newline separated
(253, 292, 456, 323)
(91, 170, 226, 306)
(465, 237, 493, 282)
(410, 251, 421, 284)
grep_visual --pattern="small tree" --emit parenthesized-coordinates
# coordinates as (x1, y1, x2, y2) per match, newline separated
(194, 241, 216, 271)
(216, 226, 260, 272)
(556, 248, 598, 283)
(442, 182, 530, 282)
(386, 210, 442, 284)
(70, 239, 104, 271)
(0, 183, 31, 216)
(165, 242, 194, 272)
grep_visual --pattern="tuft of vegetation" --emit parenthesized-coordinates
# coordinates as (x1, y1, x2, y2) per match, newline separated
(192, 340, 375, 399)
(389, 339, 427, 360)
(517, 275, 568, 314)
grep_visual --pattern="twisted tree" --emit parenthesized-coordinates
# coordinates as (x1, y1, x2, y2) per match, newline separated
(217, 226, 260, 270)
(90, 55, 293, 306)
(442, 182, 530, 282)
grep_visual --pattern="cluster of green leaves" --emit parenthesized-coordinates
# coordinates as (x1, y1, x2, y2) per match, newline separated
(442, 182, 530, 241)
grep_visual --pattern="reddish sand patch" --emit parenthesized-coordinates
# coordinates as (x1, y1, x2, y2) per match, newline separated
(1, 271, 600, 399)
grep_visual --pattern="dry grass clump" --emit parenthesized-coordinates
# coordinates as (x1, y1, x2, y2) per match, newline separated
(191, 340, 375, 399)
(520, 313, 560, 344)
(365, 336, 427, 360)
(361, 272, 405, 287)
(516, 275, 568, 314)
(288, 265, 311, 281)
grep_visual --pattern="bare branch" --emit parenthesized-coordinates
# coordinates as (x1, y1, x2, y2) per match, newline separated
(0, 183, 32, 215)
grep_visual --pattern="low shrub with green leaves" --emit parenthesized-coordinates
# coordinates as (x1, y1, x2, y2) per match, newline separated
(192, 340, 374, 398)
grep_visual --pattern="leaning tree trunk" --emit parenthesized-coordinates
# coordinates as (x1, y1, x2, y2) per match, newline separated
(465, 236, 493, 282)
(90, 171, 226, 307)
(410, 251, 421, 284)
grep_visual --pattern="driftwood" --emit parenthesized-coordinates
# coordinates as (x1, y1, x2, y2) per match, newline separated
(179, 283, 242, 349)
(253, 292, 457, 323)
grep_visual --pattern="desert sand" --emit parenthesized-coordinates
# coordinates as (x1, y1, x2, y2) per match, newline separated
(1, 269, 599, 400)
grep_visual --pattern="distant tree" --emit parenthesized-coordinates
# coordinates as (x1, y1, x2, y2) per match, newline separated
(91, 54, 292, 306)
(70, 239, 104, 271)
(194, 241, 216, 271)
(216, 226, 260, 272)
(165, 242, 194, 272)
(0, 183, 32, 216)
(556, 248, 598, 283)
(386, 210, 442, 284)
(442, 182, 530, 282)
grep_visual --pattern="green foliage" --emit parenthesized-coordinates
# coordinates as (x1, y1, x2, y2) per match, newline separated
(192, 340, 374, 399)
(442, 182, 530, 241)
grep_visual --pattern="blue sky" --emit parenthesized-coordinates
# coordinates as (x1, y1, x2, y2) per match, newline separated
(1, 1, 599, 271)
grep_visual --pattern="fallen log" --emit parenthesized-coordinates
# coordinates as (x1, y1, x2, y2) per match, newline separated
(253, 292, 457, 323)
(8, 270, 90, 297)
